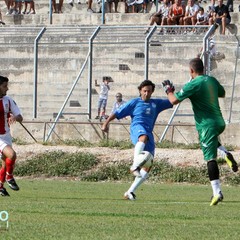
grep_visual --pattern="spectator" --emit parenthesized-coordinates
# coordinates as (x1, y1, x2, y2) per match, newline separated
(110, 93, 126, 115)
(95, 77, 111, 120)
(22, 0, 35, 14)
(196, 7, 209, 25)
(87, 0, 94, 12)
(0, 8, 5, 25)
(4, 0, 14, 15)
(142, 0, 148, 13)
(144, 0, 171, 34)
(13, 0, 22, 14)
(52, 0, 63, 13)
(107, 0, 119, 12)
(167, 0, 185, 26)
(209, 0, 231, 35)
(183, 0, 199, 26)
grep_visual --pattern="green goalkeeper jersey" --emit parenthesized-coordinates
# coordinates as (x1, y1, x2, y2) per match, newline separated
(175, 75, 225, 131)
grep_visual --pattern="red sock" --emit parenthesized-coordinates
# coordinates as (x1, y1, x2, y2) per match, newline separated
(0, 167, 6, 187)
(5, 158, 15, 180)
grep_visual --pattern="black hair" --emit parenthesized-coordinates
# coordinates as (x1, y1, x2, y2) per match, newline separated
(189, 58, 204, 74)
(0, 76, 9, 85)
(138, 80, 155, 92)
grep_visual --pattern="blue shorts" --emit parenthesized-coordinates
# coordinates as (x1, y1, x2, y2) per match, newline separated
(215, 18, 231, 25)
(97, 98, 107, 109)
(130, 124, 155, 156)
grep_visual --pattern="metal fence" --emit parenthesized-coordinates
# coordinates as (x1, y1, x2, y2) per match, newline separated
(1, 25, 239, 142)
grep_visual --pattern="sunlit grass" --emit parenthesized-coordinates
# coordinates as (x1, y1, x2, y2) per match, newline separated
(1, 180, 240, 240)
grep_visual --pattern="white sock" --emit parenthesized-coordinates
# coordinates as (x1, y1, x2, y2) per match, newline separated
(131, 142, 146, 171)
(127, 169, 149, 193)
(134, 142, 145, 158)
(210, 179, 221, 196)
(218, 146, 228, 158)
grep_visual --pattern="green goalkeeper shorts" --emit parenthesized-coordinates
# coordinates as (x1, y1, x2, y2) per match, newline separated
(198, 125, 225, 161)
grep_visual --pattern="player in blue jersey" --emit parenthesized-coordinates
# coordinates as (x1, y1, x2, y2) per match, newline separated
(101, 80, 173, 200)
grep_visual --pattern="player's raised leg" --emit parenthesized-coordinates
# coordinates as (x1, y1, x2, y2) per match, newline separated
(218, 143, 238, 172)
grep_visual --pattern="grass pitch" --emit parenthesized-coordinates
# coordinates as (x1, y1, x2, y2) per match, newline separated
(1, 179, 240, 240)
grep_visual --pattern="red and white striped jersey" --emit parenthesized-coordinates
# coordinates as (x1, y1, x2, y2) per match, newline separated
(0, 96, 21, 135)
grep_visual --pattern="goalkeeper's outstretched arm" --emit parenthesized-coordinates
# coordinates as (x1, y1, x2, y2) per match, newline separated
(167, 92, 180, 105)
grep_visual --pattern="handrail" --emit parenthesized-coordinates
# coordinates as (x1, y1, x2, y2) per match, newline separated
(44, 50, 91, 142)
(228, 35, 240, 123)
(33, 27, 47, 118)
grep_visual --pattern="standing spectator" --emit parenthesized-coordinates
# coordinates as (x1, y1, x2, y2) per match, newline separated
(183, 0, 199, 26)
(196, 7, 209, 25)
(0, 76, 23, 197)
(87, 0, 94, 12)
(209, 0, 231, 35)
(4, 0, 14, 15)
(52, 0, 63, 13)
(102, 80, 173, 200)
(110, 93, 126, 114)
(167, 0, 185, 26)
(107, 0, 119, 12)
(0, 8, 5, 25)
(145, 0, 171, 34)
(95, 77, 111, 120)
(162, 58, 238, 206)
(22, 0, 35, 14)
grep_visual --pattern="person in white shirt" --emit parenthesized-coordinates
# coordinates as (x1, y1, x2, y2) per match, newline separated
(183, 0, 199, 25)
(144, 0, 171, 34)
(196, 7, 209, 25)
(95, 78, 111, 120)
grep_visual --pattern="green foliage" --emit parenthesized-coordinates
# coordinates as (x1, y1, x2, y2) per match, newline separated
(149, 160, 209, 184)
(15, 151, 99, 177)
(12, 137, 28, 145)
(15, 151, 239, 185)
(82, 163, 130, 182)
(156, 140, 200, 149)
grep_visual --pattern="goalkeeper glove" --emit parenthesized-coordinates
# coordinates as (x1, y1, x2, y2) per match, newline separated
(162, 80, 175, 94)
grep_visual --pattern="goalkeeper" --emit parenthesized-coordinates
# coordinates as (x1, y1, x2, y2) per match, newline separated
(102, 80, 173, 200)
(162, 58, 238, 206)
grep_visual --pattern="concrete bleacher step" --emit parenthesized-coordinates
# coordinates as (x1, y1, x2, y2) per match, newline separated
(0, 21, 239, 121)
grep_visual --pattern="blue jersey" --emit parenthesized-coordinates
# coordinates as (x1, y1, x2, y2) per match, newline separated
(114, 97, 172, 155)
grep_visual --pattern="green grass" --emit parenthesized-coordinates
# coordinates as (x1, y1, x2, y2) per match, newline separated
(1, 180, 240, 240)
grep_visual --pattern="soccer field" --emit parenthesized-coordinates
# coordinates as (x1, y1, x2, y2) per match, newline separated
(1, 179, 240, 240)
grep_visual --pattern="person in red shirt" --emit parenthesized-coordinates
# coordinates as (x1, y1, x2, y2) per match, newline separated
(167, 0, 185, 25)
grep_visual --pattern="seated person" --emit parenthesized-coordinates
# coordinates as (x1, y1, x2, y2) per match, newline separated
(183, 0, 199, 25)
(145, 0, 171, 34)
(111, 93, 126, 115)
(209, 0, 231, 35)
(167, 0, 185, 25)
(196, 7, 209, 25)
